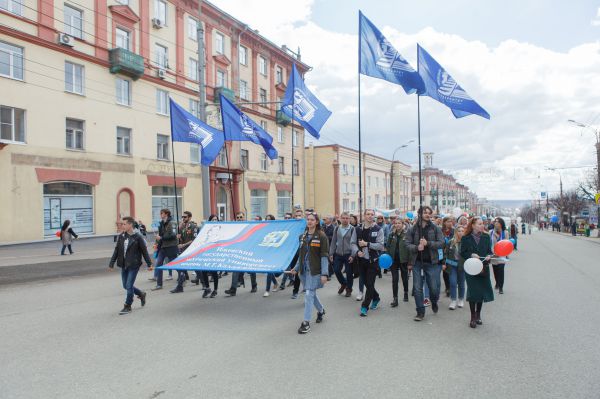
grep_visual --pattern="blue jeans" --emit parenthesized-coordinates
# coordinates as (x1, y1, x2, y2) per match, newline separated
(448, 265, 465, 300)
(412, 261, 440, 314)
(304, 289, 324, 322)
(266, 274, 278, 292)
(333, 254, 353, 289)
(422, 264, 441, 299)
(154, 246, 178, 286)
(121, 268, 142, 305)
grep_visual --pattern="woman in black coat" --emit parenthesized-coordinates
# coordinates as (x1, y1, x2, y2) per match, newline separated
(460, 217, 494, 329)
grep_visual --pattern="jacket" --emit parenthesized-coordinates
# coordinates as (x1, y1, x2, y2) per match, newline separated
(295, 230, 329, 276)
(405, 221, 444, 265)
(179, 220, 198, 251)
(386, 230, 409, 263)
(158, 217, 178, 248)
(329, 224, 358, 257)
(60, 227, 78, 245)
(444, 238, 463, 270)
(460, 233, 493, 276)
(356, 223, 385, 262)
(109, 232, 153, 269)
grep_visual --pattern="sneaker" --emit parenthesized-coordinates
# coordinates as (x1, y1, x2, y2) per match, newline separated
(263, 292, 270, 297)
(170, 287, 183, 294)
(423, 298, 431, 307)
(147, 277, 157, 281)
(316, 309, 326, 323)
(370, 299, 380, 310)
(202, 288, 212, 298)
(278, 285, 286, 291)
(457, 299, 464, 308)
(165, 276, 173, 281)
(151, 286, 162, 291)
(209, 290, 217, 298)
(138, 292, 147, 307)
(337, 285, 347, 295)
(250, 286, 257, 293)
(431, 301, 439, 314)
(273, 283, 279, 291)
(298, 321, 310, 334)
(356, 293, 363, 301)
(119, 304, 132, 315)
(449, 300, 457, 310)
(499, 288, 504, 294)
(291, 292, 298, 299)
(224, 289, 236, 297)
(414, 313, 424, 322)
(360, 307, 368, 317)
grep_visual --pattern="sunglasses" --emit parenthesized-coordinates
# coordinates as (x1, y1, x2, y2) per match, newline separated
(236, 216, 244, 220)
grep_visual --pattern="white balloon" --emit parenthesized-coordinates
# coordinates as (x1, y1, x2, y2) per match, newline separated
(464, 258, 484, 275)
(452, 207, 463, 219)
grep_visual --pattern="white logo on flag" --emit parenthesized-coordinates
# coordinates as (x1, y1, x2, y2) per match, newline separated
(436, 70, 473, 102)
(259, 231, 289, 248)
(376, 36, 414, 74)
(188, 121, 214, 148)
(240, 114, 257, 139)
(283, 89, 316, 122)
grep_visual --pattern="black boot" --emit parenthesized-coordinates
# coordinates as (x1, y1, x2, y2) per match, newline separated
(390, 297, 398, 308)
(403, 292, 409, 302)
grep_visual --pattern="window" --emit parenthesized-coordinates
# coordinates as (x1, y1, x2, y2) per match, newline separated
(260, 120, 267, 131)
(115, 28, 130, 50)
(65, 62, 84, 95)
(276, 66, 283, 84)
(367, 176, 371, 188)
(277, 126, 283, 143)
(65, 119, 84, 150)
(343, 183, 348, 193)
(152, 186, 182, 225)
(156, 89, 168, 115)
(43, 182, 93, 236)
(217, 147, 227, 166)
(375, 177, 379, 188)
(64, 4, 83, 39)
(116, 127, 131, 155)
(351, 183, 356, 193)
(0, 0, 23, 15)
(154, 0, 167, 24)
(367, 196, 372, 207)
(189, 58, 198, 80)
(351, 201, 356, 211)
(216, 69, 226, 87)
(155, 44, 168, 69)
(343, 199, 349, 212)
(215, 32, 224, 54)
(157, 134, 169, 160)
(375, 194, 380, 207)
(277, 190, 291, 218)
(240, 149, 248, 169)
(189, 99, 200, 118)
(187, 17, 198, 40)
(190, 143, 200, 163)
(350, 165, 355, 176)
(342, 163, 348, 175)
(258, 56, 267, 75)
(0, 41, 23, 80)
(259, 88, 267, 104)
(240, 80, 249, 100)
(116, 78, 131, 106)
(278, 156, 285, 174)
(293, 159, 299, 176)
(293, 131, 298, 147)
(260, 153, 267, 171)
(239, 45, 247, 65)
(250, 189, 267, 220)
(0, 105, 25, 143)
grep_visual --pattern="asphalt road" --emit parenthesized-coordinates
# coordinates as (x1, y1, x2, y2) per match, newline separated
(0, 231, 599, 399)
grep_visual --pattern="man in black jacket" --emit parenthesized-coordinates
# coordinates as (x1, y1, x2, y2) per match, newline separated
(109, 216, 153, 315)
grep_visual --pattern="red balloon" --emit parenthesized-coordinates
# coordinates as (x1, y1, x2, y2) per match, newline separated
(494, 240, 514, 257)
(55, 231, 61, 237)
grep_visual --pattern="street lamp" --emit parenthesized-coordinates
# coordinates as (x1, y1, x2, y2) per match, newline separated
(389, 140, 414, 209)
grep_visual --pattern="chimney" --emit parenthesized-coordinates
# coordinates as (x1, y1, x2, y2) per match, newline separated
(424, 152, 433, 168)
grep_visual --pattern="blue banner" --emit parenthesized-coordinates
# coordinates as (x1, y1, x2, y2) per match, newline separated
(169, 99, 224, 166)
(158, 220, 306, 272)
(220, 94, 278, 159)
(359, 11, 424, 94)
(417, 44, 490, 120)
(281, 64, 332, 139)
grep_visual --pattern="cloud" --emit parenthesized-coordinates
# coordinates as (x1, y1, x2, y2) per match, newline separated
(210, 1, 600, 200)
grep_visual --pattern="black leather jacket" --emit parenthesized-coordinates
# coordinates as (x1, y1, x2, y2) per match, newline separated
(110, 232, 153, 269)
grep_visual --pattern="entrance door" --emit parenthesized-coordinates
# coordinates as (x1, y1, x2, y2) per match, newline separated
(217, 203, 227, 221)
(217, 187, 229, 221)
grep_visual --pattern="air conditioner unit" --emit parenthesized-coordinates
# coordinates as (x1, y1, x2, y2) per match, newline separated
(58, 33, 74, 47)
(157, 69, 166, 79)
(152, 18, 164, 29)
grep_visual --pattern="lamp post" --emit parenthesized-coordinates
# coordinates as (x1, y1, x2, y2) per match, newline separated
(568, 119, 600, 236)
(389, 140, 414, 209)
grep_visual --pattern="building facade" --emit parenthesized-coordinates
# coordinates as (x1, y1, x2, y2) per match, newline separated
(304, 144, 412, 217)
(0, 0, 307, 242)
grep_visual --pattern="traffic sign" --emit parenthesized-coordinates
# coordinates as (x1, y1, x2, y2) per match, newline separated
(595, 193, 600, 204)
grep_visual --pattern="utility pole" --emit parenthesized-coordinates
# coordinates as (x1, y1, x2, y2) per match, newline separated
(197, 0, 210, 220)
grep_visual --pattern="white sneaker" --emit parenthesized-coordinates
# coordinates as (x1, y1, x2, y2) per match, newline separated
(263, 292, 270, 297)
(449, 300, 457, 310)
(165, 276, 173, 281)
(356, 293, 363, 301)
(457, 299, 464, 308)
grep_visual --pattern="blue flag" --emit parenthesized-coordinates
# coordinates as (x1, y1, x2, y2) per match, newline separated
(417, 45, 490, 120)
(219, 94, 278, 159)
(281, 64, 332, 139)
(359, 11, 424, 94)
(169, 99, 224, 166)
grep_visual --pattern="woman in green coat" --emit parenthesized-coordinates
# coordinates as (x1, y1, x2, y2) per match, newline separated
(460, 217, 494, 329)
(386, 218, 409, 306)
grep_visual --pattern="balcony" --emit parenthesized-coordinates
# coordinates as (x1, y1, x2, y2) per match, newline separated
(109, 48, 144, 80)
(215, 87, 235, 103)
(276, 110, 291, 126)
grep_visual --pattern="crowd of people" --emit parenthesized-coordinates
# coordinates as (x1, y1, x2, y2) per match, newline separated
(108, 206, 515, 334)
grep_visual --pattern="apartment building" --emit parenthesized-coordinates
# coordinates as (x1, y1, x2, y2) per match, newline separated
(0, 0, 307, 241)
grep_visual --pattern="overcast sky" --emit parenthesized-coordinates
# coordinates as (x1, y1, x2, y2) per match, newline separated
(211, 0, 600, 200)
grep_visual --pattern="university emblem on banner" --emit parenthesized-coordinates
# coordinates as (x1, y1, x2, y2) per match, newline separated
(259, 231, 289, 248)
(283, 89, 317, 122)
(436, 70, 473, 102)
(375, 36, 414, 74)
(188, 120, 214, 147)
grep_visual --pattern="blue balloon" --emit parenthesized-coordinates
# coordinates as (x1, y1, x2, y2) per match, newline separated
(509, 238, 516, 246)
(379, 254, 393, 269)
(550, 215, 558, 223)
(406, 211, 414, 219)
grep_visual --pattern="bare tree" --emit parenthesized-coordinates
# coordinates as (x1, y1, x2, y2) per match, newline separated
(549, 189, 586, 225)
(578, 169, 599, 201)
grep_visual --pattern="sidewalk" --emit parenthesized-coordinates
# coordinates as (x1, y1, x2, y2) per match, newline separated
(548, 230, 600, 244)
(0, 234, 156, 268)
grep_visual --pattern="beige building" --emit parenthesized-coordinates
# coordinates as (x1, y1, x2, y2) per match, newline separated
(0, 0, 307, 242)
(304, 144, 412, 217)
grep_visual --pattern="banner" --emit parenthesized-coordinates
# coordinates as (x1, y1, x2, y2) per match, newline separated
(158, 220, 306, 272)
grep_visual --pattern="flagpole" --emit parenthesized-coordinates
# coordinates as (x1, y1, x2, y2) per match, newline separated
(223, 144, 236, 220)
(358, 72, 363, 221)
(170, 135, 180, 224)
(417, 94, 423, 212)
(291, 69, 295, 209)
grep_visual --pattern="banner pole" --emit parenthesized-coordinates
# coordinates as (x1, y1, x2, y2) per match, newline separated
(224, 144, 236, 220)
(170, 136, 180, 224)
(417, 94, 423, 212)
(358, 72, 363, 222)
(291, 67, 295, 209)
